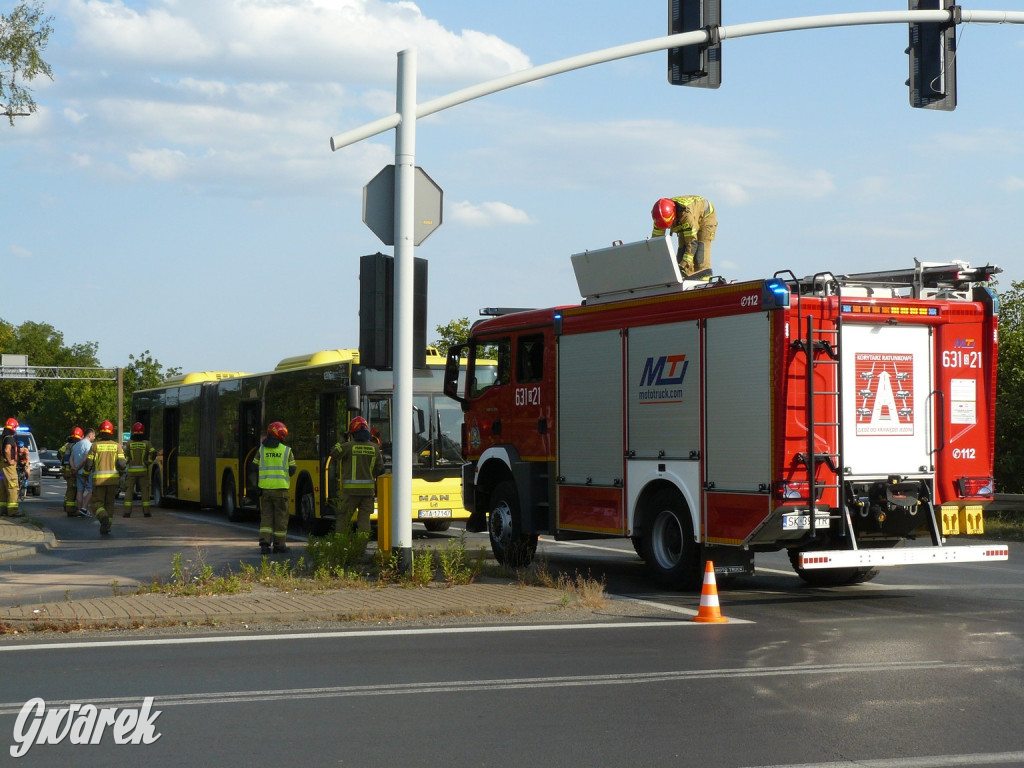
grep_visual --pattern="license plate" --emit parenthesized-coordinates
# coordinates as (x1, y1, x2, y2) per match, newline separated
(418, 509, 452, 519)
(782, 513, 830, 531)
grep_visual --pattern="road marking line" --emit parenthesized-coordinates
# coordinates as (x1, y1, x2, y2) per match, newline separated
(0, 659, 963, 713)
(0, 617, 745, 653)
(742, 751, 1024, 767)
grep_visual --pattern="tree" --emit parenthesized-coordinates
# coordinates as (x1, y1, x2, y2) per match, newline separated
(432, 317, 470, 356)
(0, 319, 179, 448)
(1, 1, 53, 125)
(995, 281, 1024, 493)
(123, 350, 181, 408)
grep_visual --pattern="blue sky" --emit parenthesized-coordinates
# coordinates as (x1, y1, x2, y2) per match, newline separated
(2, 0, 1022, 375)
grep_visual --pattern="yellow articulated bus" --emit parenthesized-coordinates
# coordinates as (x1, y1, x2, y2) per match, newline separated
(130, 348, 493, 534)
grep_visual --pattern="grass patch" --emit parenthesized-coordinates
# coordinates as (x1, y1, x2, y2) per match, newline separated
(971, 510, 1024, 541)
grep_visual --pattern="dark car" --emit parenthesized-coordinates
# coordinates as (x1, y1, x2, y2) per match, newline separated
(40, 449, 62, 478)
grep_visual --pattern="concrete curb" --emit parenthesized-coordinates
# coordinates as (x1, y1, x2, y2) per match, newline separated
(0, 583, 567, 628)
(0, 517, 56, 563)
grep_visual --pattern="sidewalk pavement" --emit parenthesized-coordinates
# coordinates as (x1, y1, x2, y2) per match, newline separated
(0, 516, 568, 630)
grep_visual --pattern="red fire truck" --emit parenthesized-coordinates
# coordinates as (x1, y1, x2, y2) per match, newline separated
(443, 237, 1009, 588)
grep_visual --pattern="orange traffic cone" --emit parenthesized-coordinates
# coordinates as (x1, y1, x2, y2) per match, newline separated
(693, 560, 728, 623)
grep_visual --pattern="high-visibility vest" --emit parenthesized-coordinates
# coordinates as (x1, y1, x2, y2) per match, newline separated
(257, 443, 294, 490)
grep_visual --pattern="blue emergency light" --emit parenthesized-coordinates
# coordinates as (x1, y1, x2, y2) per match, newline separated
(762, 278, 791, 309)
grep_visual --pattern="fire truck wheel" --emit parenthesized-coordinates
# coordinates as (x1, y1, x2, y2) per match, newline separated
(787, 549, 879, 587)
(423, 520, 452, 533)
(640, 490, 700, 589)
(630, 537, 644, 560)
(488, 480, 538, 567)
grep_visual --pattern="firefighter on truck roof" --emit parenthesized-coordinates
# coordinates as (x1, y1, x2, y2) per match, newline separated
(651, 195, 717, 279)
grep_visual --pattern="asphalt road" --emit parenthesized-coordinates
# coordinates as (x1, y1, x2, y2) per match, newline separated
(3, 478, 1024, 766)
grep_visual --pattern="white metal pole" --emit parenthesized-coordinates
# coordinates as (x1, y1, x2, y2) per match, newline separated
(392, 48, 416, 571)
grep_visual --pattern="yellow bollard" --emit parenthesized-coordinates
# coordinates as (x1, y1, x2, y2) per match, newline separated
(376, 473, 392, 555)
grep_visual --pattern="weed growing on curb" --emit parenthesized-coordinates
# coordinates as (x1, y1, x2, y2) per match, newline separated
(408, 548, 435, 587)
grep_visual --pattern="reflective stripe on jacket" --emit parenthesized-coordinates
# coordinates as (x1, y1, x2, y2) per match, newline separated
(126, 439, 155, 474)
(341, 443, 382, 493)
(86, 440, 126, 485)
(256, 443, 294, 490)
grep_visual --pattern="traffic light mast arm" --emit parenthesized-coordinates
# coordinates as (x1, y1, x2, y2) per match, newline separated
(330, 9, 1024, 150)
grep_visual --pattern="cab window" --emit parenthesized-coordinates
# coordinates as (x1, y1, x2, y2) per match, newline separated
(469, 338, 509, 397)
(516, 335, 544, 383)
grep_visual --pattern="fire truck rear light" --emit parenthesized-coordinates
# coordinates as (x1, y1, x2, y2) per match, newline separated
(777, 481, 805, 499)
(955, 476, 993, 497)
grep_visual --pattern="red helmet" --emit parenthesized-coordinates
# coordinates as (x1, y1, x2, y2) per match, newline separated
(99, 420, 114, 435)
(132, 422, 145, 435)
(71, 427, 84, 439)
(4, 418, 18, 431)
(652, 197, 677, 230)
(348, 416, 369, 434)
(267, 421, 288, 440)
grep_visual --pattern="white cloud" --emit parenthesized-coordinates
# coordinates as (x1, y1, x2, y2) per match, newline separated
(63, 0, 531, 85)
(1000, 177, 1024, 193)
(128, 147, 189, 180)
(450, 201, 531, 227)
(9, 245, 32, 260)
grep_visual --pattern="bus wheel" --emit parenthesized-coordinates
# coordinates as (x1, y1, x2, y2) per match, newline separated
(640, 489, 700, 589)
(488, 480, 537, 568)
(222, 474, 244, 523)
(298, 481, 326, 535)
(423, 520, 451, 533)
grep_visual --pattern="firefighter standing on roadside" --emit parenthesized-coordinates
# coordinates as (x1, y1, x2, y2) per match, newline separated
(0, 418, 21, 517)
(123, 422, 156, 518)
(331, 416, 384, 535)
(253, 421, 296, 555)
(651, 195, 717, 278)
(83, 420, 126, 536)
(59, 427, 84, 517)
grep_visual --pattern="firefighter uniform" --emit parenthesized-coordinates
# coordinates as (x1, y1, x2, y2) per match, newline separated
(253, 430, 296, 553)
(84, 430, 127, 535)
(123, 437, 156, 517)
(332, 423, 384, 534)
(651, 195, 717, 276)
(0, 426, 19, 517)
(59, 433, 81, 517)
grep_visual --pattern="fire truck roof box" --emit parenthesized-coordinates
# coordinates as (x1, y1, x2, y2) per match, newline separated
(572, 236, 705, 305)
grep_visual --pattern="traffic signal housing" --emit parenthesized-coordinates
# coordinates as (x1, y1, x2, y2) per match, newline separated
(907, 0, 958, 110)
(668, 0, 721, 88)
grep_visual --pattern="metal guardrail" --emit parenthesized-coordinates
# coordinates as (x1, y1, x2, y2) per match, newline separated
(990, 494, 1024, 513)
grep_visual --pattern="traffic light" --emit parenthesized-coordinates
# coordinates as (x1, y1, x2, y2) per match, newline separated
(907, 0, 958, 110)
(359, 253, 428, 370)
(668, 0, 721, 88)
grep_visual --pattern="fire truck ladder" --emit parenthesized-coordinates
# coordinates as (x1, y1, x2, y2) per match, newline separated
(790, 272, 852, 544)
